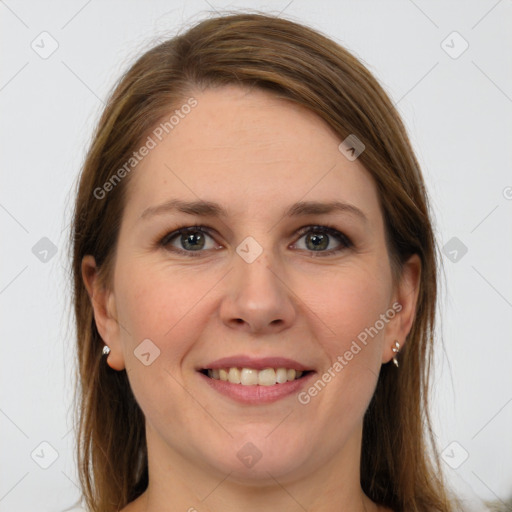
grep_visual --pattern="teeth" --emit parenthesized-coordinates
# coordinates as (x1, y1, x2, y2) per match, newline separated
(241, 368, 258, 385)
(258, 368, 276, 386)
(276, 368, 288, 383)
(206, 367, 306, 385)
(228, 367, 241, 384)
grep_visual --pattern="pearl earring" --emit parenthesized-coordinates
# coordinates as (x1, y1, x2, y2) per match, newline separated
(392, 340, 400, 367)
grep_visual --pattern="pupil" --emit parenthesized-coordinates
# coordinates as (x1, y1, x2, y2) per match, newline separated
(307, 233, 328, 251)
(183, 232, 204, 250)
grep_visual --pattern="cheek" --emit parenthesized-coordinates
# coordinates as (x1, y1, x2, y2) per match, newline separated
(114, 261, 216, 365)
(314, 265, 391, 346)
(112, 263, 215, 423)
(116, 255, 203, 326)
(289, 264, 392, 463)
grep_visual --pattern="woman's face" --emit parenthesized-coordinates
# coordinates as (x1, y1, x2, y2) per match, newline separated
(86, 85, 418, 485)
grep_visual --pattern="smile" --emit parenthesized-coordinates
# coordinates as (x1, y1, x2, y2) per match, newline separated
(203, 367, 308, 386)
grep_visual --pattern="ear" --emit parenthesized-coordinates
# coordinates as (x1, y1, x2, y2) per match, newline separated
(81, 255, 125, 371)
(382, 253, 421, 364)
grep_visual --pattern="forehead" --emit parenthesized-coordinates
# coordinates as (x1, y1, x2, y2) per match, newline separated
(123, 85, 381, 223)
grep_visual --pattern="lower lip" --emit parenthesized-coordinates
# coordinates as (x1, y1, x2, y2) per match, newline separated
(199, 371, 315, 404)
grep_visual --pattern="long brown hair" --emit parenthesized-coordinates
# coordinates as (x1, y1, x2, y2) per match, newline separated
(71, 11, 455, 512)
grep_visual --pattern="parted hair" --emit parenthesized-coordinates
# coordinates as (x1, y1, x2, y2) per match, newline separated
(71, 11, 455, 512)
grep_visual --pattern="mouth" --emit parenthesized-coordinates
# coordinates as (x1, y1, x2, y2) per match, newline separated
(197, 356, 315, 404)
(199, 367, 312, 386)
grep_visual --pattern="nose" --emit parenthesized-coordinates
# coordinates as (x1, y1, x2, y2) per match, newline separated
(219, 249, 297, 335)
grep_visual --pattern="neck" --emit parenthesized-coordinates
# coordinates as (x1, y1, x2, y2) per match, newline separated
(127, 422, 380, 512)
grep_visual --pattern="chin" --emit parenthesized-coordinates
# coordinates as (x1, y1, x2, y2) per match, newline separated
(202, 433, 312, 484)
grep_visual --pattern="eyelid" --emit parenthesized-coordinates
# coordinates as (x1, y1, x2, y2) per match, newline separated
(159, 225, 220, 257)
(159, 225, 213, 246)
(291, 224, 353, 254)
(158, 224, 353, 257)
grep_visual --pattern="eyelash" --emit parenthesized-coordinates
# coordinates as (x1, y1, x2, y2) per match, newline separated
(157, 224, 353, 258)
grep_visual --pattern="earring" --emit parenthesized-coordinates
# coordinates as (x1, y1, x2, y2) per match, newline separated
(392, 340, 400, 367)
(102, 345, 111, 356)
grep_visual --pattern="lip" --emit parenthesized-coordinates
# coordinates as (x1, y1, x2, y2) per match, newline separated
(198, 370, 315, 404)
(201, 355, 312, 372)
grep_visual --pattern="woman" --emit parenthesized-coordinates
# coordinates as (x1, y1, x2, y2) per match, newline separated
(71, 12, 458, 512)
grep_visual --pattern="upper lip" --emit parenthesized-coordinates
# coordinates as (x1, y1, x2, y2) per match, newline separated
(201, 355, 313, 372)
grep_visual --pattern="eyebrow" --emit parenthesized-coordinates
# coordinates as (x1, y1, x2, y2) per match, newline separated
(140, 199, 368, 223)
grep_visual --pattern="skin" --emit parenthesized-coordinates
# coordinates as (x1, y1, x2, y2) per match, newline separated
(82, 85, 420, 512)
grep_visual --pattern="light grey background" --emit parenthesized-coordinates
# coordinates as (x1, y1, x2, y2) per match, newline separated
(1, 1, 511, 510)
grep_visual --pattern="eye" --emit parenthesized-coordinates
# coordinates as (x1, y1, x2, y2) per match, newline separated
(292, 225, 352, 256)
(158, 224, 352, 257)
(159, 225, 220, 256)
